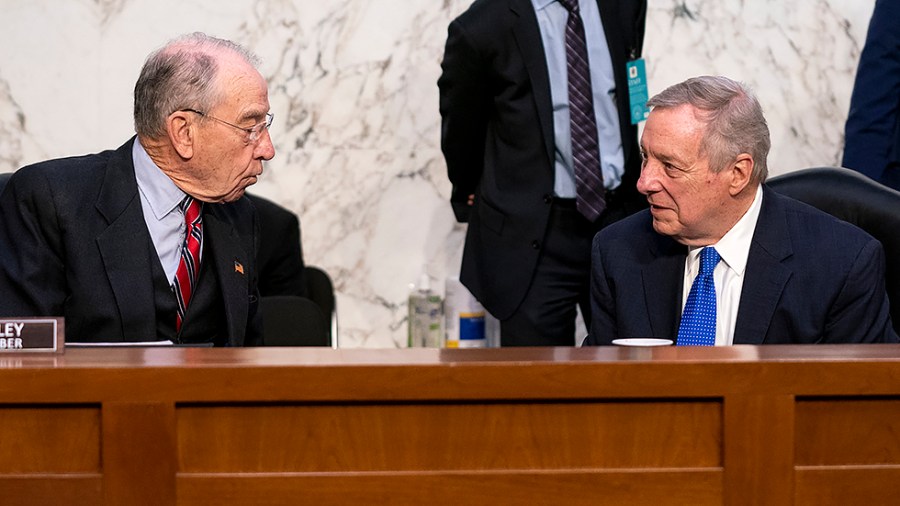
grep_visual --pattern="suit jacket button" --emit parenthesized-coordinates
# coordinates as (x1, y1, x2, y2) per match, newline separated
(532, 240, 541, 250)
(543, 194, 552, 204)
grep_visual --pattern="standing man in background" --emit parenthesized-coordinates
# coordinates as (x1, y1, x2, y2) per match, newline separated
(0, 32, 275, 345)
(842, 0, 900, 191)
(439, 0, 648, 345)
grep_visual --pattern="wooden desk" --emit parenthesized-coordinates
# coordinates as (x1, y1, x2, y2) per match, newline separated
(2, 345, 900, 505)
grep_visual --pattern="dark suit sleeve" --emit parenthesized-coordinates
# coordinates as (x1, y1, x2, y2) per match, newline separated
(0, 170, 67, 316)
(823, 238, 898, 343)
(438, 17, 490, 223)
(842, 0, 900, 184)
(585, 233, 618, 345)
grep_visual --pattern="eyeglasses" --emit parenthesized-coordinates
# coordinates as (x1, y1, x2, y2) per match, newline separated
(182, 108, 273, 143)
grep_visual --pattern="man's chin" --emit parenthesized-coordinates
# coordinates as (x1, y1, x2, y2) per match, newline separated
(651, 219, 676, 238)
(222, 188, 247, 203)
(214, 174, 264, 202)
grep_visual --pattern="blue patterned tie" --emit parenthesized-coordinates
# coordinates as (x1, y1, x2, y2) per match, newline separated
(558, 0, 606, 222)
(677, 247, 721, 346)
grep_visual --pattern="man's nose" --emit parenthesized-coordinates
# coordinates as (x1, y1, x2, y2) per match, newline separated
(636, 162, 659, 195)
(255, 129, 275, 161)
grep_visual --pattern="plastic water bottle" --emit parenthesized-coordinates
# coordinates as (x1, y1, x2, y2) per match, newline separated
(407, 274, 443, 348)
(444, 277, 486, 348)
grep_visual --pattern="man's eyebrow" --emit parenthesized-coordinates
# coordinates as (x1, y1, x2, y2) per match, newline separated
(656, 149, 690, 167)
(238, 109, 267, 123)
(643, 146, 687, 167)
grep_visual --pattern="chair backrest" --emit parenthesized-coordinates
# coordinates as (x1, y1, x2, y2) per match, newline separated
(305, 265, 338, 347)
(260, 295, 330, 346)
(0, 172, 11, 195)
(767, 167, 900, 333)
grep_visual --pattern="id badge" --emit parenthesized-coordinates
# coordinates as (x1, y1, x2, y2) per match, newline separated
(627, 58, 650, 125)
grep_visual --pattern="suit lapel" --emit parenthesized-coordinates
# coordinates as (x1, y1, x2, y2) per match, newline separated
(204, 206, 250, 347)
(511, 0, 555, 168)
(595, 0, 642, 173)
(642, 233, 686, 340)
(733, 188, 793, 344)
(95, 138, 158, 339)
(596, 0, 626, 67)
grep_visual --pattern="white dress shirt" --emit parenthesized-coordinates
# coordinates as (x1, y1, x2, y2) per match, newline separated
(681, 185, 764, 345)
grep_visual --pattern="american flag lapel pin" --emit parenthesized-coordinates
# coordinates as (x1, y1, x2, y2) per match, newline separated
(234, 260, 244, 275)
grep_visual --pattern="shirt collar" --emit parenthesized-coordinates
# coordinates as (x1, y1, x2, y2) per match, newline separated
(687, 184, 764, 277)
(532, 0, 560, 11)
(132, 139, 188, 220)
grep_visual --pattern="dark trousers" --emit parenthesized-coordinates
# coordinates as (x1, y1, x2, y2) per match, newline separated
(500, 191, 635, 346)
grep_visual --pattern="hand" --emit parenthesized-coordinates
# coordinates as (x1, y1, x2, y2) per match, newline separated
(467, 194, 475, 206)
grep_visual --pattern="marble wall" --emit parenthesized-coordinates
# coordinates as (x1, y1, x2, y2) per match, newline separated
(0, 0, 877, 347)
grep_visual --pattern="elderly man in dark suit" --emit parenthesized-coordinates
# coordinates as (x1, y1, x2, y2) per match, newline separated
(586, 76, 897, 346)
(0, 32, 275, 345)
(439, 0, 648, 346)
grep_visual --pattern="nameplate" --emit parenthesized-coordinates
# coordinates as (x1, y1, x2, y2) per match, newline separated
(0, 318, 64, 352)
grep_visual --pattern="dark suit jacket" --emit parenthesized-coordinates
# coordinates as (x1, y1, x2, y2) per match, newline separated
(439, 0, 647, 319)
(0, 138, 262, 345)
(586, 187, 897, 345)
(842, 0, 900, 191)
(246, 193, 307, 298)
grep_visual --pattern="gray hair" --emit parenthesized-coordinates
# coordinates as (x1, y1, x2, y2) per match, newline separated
(647, 75, 770, 182)
(133, 32, 261, 139)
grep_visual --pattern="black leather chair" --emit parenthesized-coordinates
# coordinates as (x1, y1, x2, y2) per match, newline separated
(0, 172, 11, 194)
(767, 167, 900, 333)
(259, 266, 337, 347)
(305, 265, 337, 346)
(260, 295, 330, 346)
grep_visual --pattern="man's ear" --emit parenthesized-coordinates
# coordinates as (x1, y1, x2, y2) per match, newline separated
(167, 111, 195, 160)
(728, 153, 754, 196)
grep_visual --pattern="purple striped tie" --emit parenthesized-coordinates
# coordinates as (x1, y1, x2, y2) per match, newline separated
(558, 0, 606, 222)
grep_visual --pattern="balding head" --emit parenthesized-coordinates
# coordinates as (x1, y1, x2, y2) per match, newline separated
(133, 32, 261, 140)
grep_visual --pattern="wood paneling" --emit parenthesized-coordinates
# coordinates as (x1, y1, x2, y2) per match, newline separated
(177, 470, 724, 506)
(0, 346, 897, 504)
(102, 402, 176, 506)
(795, 467, 900, 505)
(177, 400, 721, 472)
(0, 405, 99, 472)
(0, 476, 102, 506)
(724, 395, 795, 506)
(795, 398, 900, 465)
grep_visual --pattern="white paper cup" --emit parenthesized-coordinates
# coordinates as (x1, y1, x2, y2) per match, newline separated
(611, 338, 674, 347)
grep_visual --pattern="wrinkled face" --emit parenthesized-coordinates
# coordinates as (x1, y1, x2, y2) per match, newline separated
(636, 104, 734, 246)
(190, 54, 275, 203)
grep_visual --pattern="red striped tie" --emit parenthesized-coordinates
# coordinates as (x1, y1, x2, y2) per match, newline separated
(173, 197, 203, 332)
